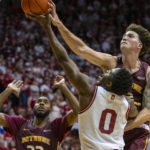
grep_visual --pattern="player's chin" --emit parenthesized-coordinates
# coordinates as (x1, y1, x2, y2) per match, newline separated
(120, 45, 126, 50)
(120, 46, 129, 52)
(37, 112, 45, 117)
(38, 112, 49, 118)
(34, 109, 50, 118)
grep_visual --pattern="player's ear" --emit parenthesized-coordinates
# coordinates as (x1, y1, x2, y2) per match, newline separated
(104, 77, 112, 91)
(137, 42, 142, 49)
(106, 80, 112, 88)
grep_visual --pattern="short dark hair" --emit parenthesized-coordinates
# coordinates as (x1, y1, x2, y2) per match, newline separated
(126, 23, 150, 55)
(111, 68, 132, 95)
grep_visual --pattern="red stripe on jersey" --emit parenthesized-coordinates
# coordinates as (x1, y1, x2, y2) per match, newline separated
(79, 86, 98, 114)
(126, 102, 130, 120)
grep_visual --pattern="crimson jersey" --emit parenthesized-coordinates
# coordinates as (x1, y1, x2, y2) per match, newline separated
(116, 57, 149, 111)
(4, 114, 70, 150)
(116, 57, 150, 150)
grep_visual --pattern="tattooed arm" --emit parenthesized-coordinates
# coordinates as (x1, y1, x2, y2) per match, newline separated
(125, 67, 150, 131)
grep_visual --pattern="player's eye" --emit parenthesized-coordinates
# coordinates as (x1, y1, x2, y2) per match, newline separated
(37, 99, 42, 103)
(128, 34, 134, 38)
(44, 100, 48, 104)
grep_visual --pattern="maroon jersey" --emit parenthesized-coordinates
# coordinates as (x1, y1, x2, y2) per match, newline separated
(116, 57, 149, 112)
(4, 114, 70, 150)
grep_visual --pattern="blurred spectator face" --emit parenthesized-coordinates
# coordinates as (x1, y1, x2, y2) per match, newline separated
(2, 104, 9, 114)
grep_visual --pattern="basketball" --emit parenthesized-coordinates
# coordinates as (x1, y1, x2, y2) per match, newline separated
(21, 0, 50, 15)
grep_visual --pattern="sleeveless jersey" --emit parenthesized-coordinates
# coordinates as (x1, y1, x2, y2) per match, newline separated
(116, 57, 149, 111)
(4, 114, 70, 150)
(78, 86, 130, 150)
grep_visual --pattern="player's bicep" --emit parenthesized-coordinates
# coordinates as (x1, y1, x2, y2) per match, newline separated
(142, 70, 150, 109)
(0, 113, 8, 127)
(66, 110, 77, 127)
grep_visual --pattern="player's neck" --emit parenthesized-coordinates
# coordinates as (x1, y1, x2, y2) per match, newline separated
(33, 115, 49, 128)
(122, 53, 140, 74)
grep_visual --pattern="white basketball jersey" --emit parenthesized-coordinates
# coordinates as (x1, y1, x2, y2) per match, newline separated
(78, 86, 130, 150)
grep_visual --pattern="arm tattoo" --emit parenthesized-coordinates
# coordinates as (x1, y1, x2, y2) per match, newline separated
(143, 72, 150, 110)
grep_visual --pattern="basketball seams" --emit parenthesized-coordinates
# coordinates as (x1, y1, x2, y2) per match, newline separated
(28, 0, 42, 15)
(28, 0, 32, 14)
(34, 0, 45, 14)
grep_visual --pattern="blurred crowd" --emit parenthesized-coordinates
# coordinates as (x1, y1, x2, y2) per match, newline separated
(0, 0, 150, 149)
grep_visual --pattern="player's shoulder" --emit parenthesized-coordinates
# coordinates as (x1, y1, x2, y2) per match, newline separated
(50, 116, 67, 127)
(4, 114, 26, 121)
(51, 116, 66, 124)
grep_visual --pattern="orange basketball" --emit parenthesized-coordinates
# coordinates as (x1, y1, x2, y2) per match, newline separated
(21, 0, 50, 15)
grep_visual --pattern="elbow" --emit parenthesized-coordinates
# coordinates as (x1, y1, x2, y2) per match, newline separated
(72, 107, 79, 116)
(73, 110, 78, 116)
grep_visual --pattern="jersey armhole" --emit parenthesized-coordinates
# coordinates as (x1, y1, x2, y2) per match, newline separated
(79, 86, 98, 114)
(126, 102, 131, 120)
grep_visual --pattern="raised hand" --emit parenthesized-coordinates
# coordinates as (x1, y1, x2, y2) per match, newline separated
(25, 11, 50, 27)
(48, 0, 62, 27)
(7, 80, 23, 96)
(54, 75, 65, 88)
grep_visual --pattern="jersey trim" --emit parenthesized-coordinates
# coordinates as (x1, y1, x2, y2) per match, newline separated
(143, 136, 149, 150)
(57, 141, 60, 150)
(79, 86, 98, 114)
(134, 101, 141, 106)
(126, 103, 130, 120)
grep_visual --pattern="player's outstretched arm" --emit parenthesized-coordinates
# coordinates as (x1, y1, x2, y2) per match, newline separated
(27, 14, 94, 96)
(0, 80, 23, 127)
(54, 75, 79, 126)
(48, 0, 117, 71)
(125, 67, 150, 131)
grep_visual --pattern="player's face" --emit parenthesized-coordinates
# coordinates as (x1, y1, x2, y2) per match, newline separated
(33, 96, 51, 118)
(120, 31, 142, 54)
(99, 68, 120, 86)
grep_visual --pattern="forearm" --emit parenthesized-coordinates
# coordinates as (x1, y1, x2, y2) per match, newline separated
(43, 24, 69, 62)
(43, 24, 91, 94)
(57, 22, 86, 54)
(125, 108, 150, 131)
(43, 24, 80, 85)
(0, 88, 12, 108)
(58, 84, 79, 115)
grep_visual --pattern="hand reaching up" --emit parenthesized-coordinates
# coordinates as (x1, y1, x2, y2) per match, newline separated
(54, 75, 65, 88)
(48, 0, 62, 27)
(7, 80, 23, 96)
(26, 12, 50, 27)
